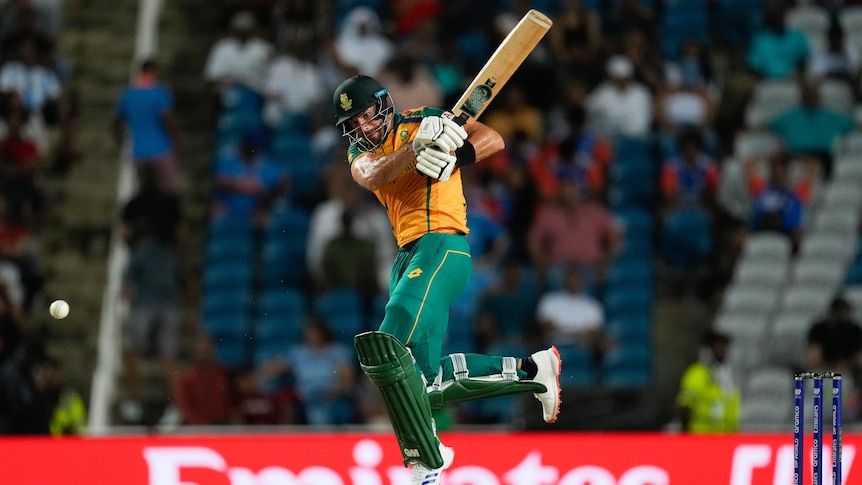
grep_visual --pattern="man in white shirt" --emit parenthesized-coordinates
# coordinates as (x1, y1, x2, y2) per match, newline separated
(203, 11, 273, 104)
(262, 38, 326, 128)
(536, 266, 606, 365)
(586, 55, 654, 139)
(333, 6, 394, 77)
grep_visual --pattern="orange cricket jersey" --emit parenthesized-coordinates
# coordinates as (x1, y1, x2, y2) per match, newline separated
(347, 107, 469, 247)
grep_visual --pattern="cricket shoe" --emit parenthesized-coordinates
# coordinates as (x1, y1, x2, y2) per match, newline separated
(410, 443, 454, 485)
(530, 346, 562, 423)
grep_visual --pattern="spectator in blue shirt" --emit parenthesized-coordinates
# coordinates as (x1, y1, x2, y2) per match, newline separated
(212, 133, 289, 221)
(750, 152, 805, 250)
(113, 59, 183, 193)
(768, 80, 856, 178)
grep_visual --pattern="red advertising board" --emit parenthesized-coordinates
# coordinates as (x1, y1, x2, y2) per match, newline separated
(0, 432, 857, 485)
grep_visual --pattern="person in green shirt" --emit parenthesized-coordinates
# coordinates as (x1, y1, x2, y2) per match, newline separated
(676, 330, 741, 433)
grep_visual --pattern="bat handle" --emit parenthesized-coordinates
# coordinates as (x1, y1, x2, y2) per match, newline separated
(453, 113, 469, 126)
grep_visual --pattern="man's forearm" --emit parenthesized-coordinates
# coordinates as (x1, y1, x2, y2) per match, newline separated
(352, 145, 416, 191)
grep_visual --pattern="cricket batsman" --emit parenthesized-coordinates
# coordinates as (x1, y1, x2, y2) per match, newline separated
(333, 74, 562, 485)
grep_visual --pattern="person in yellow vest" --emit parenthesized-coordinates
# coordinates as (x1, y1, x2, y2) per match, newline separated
(676, 329, 740, 433)
(40, 357, 87, 436)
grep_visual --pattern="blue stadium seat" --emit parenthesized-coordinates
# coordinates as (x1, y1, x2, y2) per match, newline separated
(615, 208, 654, 237)
(260, 237, 307, 288)
(209, 213, 255, 238)
(313, 288, 366, 345)
(661, 0, 711, 59)
(266, 206, 309, 239)
(601, 341, 653, 388)
(603, 367, 652, 388)
(273, 113, 312, 136)
(613, 137, 653, 163)
(604, 284, 653, 318)
(202, 260, 254, 293)
(715, 0, 763, 48)
(556, 343, 597, 388)
(270, 133, 314, 160)
(202, 288, 252, 321)
(205, 237, 255, 265)
(661, 208, 712, 268)
(607, 259, 654, 287)
(214, 338, 253, 369)
(606, 313, 653, 343)
(443, 308, 477, 354)
(255, 290, 308, 341)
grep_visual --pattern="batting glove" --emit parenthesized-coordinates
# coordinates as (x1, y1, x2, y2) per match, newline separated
(412, 114, 468, 154)
(416, 145, 458, 182)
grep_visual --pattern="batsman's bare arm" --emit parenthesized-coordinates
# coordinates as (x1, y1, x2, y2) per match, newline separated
(351, 121, 504, 191)
(463, 121, 505, 162)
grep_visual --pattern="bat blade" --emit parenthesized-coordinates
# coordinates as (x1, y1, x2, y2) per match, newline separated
(452, 9, 552, 123)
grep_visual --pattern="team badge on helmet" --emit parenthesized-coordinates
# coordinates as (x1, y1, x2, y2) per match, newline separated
(340, 93, 352, 112)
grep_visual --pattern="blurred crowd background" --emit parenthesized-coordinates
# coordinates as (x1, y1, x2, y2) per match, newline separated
(2, 0, 862, 436)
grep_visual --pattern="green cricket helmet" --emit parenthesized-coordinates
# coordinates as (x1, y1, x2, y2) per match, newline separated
(333, 75, 394, 151)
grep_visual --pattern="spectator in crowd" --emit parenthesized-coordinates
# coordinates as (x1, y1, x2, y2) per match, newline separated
(603, 0, 655, 45)
(535, 265, 607, 368)
(0, 2, 56, 64)
(807, 297, 862, 374)
(483, 84, 545, 145)
(495, 134, 541, 263)
(0, 191, 44, 313)
(306, 166, 394, 293)
(212, 133, 289, 221)
(261, 37, 326, 130)
(320, 207, 380, 301)
(528, 177, 621, 291)
(768, 79, 855, 179)
(270, 0, 328, 54)
(668, 38, 716, 93)
(547, 0, 602, 82)
(0, 36, 67, 132)
(655, 64, 718, 156)
(42, 356, 86, 436)
(119, 207, 191, 423)
(0, 283, 21, 369)
(230, 367, 286, 425)
(112, 58, 184, 194)
(332, 6, 393, 77)
(173, 335, 234, 425)
(620, 26, 664, 95)
(120, 164, 186, 252)
(257, 320, 356, 425)
(376, 53, 444, 114)
(203, 10, 273, 114)
(660, 130, 719, 216)
(0, 92, 49, 158)
(585, 55, 653, 139)
(675, 330, 740, 433)
(0, 337, 57, 434)
(659, 131, 719, 293)
(747, 151, 811, 252)
(807, 21, 861, 96)
(389, 0, 441, 38)
(530, 103, 613, 204)
(746, 5, 810, 80)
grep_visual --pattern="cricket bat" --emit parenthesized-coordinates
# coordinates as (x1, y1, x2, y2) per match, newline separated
(452, 9, 553, 124)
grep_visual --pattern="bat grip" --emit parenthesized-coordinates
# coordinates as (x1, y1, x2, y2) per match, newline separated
(453, 114, 469, 126)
